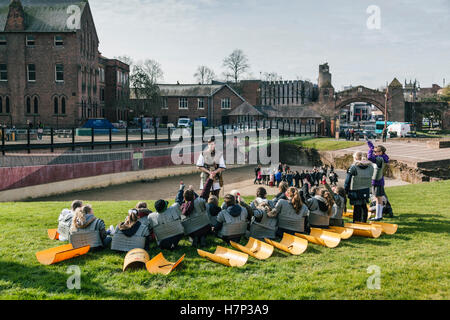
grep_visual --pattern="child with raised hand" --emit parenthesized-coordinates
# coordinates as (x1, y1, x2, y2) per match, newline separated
(367, 141, 390, 221)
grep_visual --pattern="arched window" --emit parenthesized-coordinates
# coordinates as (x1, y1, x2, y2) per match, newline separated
(34, 97, 39, 114)
(26, 97, 31, 114)
(5, 96, 9, 113)
(0, 97, 2, 113)
(54, 97, 59, 114)
(61, 97, 66, 114)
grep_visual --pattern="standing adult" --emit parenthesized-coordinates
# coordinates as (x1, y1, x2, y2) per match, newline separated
(344, 151, 374, 223)
(197, 136, 226, 197)
(254, 165, 261, 185)
(367, 141, 390, 221)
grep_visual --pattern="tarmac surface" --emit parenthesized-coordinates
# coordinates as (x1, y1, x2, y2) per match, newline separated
(38, 164, 409, 201)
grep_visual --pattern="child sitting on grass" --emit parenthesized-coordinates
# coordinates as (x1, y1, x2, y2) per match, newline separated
(70, 204, 111, 249)
(57, 200, 83, 241)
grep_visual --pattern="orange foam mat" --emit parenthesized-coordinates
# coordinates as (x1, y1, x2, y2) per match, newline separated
(146, 253, 185, 275)
(295, 229, 341, 248)
(265, 233, 308, 255)
(369, 221, 398, 235)
(197, 246, 248, 267)
(36, 244, 90, 265)
(230, 238, 274, 260)
(344, 223, 382, 238)
(328, 226, 354, 239)
(47, 229, 59, 240)
(123, 248, 150, 272)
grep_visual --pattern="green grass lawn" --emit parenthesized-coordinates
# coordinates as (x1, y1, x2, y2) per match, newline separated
(287, 137, 365, 151)
(0, 181, 449, 300)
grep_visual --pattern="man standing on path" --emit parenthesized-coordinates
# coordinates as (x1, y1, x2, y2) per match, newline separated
(197, 136, 226, 197)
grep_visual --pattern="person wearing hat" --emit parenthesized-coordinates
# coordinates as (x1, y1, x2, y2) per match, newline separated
(213, 194, 248, 243)
(147, 187, 185, 250)
(197, 136, 226, 197)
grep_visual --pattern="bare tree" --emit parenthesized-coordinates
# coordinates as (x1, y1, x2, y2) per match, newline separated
(130, 60, 164, 118)
(262, 72, 282, 82)
(222, 49, 250, 84)
(141, 59, 164, 84)
(194, 66, 216, 84)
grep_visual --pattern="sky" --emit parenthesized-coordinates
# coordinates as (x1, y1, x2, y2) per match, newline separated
(90, 0, 450, 90)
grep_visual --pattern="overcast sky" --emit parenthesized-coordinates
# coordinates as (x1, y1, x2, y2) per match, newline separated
(90, 0, 450, 90)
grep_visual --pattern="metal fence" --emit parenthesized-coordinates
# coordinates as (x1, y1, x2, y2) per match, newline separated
(1, 120, 318, 155)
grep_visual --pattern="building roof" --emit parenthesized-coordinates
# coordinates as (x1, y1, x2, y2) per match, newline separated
(0, 0, 88, 32)
(131, 83, 246, 100)
(228, 102, 265, 117)
(389, 78, 403, 88)
(158, 84, 225, 97)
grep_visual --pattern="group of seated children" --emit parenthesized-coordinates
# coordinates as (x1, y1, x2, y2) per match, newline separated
(57, 175, 349, 252)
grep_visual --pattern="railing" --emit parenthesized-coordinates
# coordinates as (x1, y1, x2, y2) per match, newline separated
(0, 120, 319, 155)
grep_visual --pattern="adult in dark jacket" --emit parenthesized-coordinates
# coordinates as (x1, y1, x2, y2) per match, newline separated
(344, 151, 374, 223)
(294, 171, 301, 188)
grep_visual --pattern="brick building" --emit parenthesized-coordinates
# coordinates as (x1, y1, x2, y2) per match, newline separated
(99, 56, 130, 123)
(0, 0, 129, 128)
(131, 83, 246, 126)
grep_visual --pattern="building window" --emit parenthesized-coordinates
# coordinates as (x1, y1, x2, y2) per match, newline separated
(179, 98, 188, 109)
(55, 64, 64, 82)
(27, 64, 36, 82)
(54, 97, 59, 114)
(198, 98, 204, 109)
(0, 97, 2, 113)
(0, 35, 6, 46)
(61, 97, 66, 114)
(26, 97, 31, 114)
(161, 97, 168, 109)
(221, 98, 231, 109)
(34, 97, 39, 114)
(26, 35, 35, 46)
(54, 35, 64, 46)
(100, 88, 105, 102)
(5, 97, 9, 113)
(0, 64, 7, 81)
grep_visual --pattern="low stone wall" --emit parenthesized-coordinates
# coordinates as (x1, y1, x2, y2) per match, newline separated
(427, 140, 450, 149)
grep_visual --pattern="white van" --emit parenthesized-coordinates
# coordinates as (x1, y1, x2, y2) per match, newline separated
(388, 122, 411, 138)
(177, 118, 192, 128)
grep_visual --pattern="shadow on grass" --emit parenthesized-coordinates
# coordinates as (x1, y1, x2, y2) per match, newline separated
(396, 213, 450, 235)
(0, 260, 137, 299)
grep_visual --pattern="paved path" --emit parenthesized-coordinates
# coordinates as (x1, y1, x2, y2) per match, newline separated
(339, 140, 450, 165)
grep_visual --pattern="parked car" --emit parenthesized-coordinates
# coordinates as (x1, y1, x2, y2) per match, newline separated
(177, 118, 192, 128)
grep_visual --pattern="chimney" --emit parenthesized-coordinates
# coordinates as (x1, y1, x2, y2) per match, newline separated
(5, 0, 26, 31)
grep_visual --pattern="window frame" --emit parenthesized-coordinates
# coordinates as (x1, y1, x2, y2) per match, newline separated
(27, 64, 36, 82)
(197, 98, 204, 110)
(0, 64, 7, 81)
(54, 35, 64, 47)
(179, 97, 188, 110)
(26, 35, 35, 47)
(221, 97, 231, 110)
(55, 64, 64, 82)
(0, 35, 6, 46)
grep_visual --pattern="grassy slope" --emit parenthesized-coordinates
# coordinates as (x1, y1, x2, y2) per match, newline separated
(287, 137, 364, 151)
(0, 182, 449, 300)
